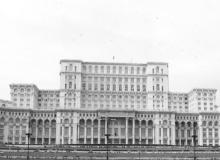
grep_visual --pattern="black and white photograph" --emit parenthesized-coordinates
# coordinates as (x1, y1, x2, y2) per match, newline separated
(0, 0, 220, 159)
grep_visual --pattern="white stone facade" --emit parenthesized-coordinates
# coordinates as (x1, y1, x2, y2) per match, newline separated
(0, 60, 219, 146)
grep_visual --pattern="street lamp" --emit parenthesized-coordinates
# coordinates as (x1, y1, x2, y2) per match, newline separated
(139, 139, 141, 160)
(89, 149, 93, 160)
(139, 138, 146, 160)
(192, 122, 197, 160)
(26, 112, 32, 160)
(103, 117, 116, 160)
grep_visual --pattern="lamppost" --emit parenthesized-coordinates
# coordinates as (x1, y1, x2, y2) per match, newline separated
(89, 149, 93, 160)
(104, 117, 116, 160)
(139, 139, 141, 160)
(139, 137, 146, 160)
(192, 123, 197, 160)
(25, 111, 32, 160)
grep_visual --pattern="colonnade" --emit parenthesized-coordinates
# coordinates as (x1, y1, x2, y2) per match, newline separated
(175, 121, 198, 146)
(77, 117, 155, 145)
(30, 119, 56, 145)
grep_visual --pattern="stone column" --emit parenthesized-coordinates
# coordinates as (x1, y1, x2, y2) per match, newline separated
(19, 125, 21, 144)
(61, 124, 64, 144)
(84, 120, 87, 144)
(35, 123, 38, 144)
(91, 121, 94, 144)
(218, 127, 220, 146)
(191, 127, 194, 145)
(198, 126, 202, 146)
(42, 123, 44, 145)
(212, 128, 215, 145)
(132, 118, 135, 144)
(4, 121, 8, 144)
(72, 114, 78, 144)
(56, 120, 60, 145)
(153, 126, 155, 144)
(68, 126, 71, 144)
(25, 124, 29, 144)
(49, 124, 51, 144)
(139, 121, 141, 143)
(125, 118, 128, 144)
(98, 119, 101, 144)
(167, 127, 170, 145)
(105, 118, 107, 144)
(77, 123, 79, 144)
(146, 127, 148, 144)
(155, 124, 159, 144)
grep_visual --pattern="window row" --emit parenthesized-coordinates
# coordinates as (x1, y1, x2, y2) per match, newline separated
(65, 82, 76, 89)
(13, 88, 31, 93)
(197, 92, 213, 97)
(198, 102, 214, 106)
(82, 77, 147, 83)
(198, 107, 214, 111)
(38, 94, 60, 98)
(83, 65, 147, 75)
(82, 83, 147, 92)
(13, 98, 31, 102)
(81, 94, 147, 100)
(81, 104, 147, 109)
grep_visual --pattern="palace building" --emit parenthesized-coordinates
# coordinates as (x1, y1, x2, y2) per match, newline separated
(0, 60, 219, 146)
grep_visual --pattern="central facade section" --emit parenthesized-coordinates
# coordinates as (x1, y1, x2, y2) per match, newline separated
(60, 60, 169, 111)
(59, 60, 173, 145)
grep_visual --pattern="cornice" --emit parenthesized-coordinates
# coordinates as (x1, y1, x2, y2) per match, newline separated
(1, 107, 220, 116)
(60, 59, 168, 67)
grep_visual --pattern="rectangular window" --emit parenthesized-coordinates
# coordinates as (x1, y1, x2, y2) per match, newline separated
(125, 67, 128, 74)
(88, 83, 92, 90)
(181, 130, 185, 138)
(82, 83, 86, 90)
(187, 130, 191, 137)
(113, 66, 116, 74)
(113, 84, 116, 91)
(142, 68, 146, 74)
(119, 67, 122, 74)
(156, 84, 160, 91)
(163, 128, 167, 137)
(143, 85, 146, 92)
(107, 66, 110, 73)
(131, 67, 134, 74)
(137, 67, 140, 74)
(107, 84, 110, 91)
(119, 85, 122, 91)
(125, 85, 128, 91)
(101, 66, 104, 73)
(137, 85, 140, 92)
(100, 84, 104, 91)
(131, 85, 134, 91)
(94, 84, 98, 91)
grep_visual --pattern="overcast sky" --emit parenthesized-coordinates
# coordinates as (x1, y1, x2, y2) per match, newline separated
(0, 0, 220, 104)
